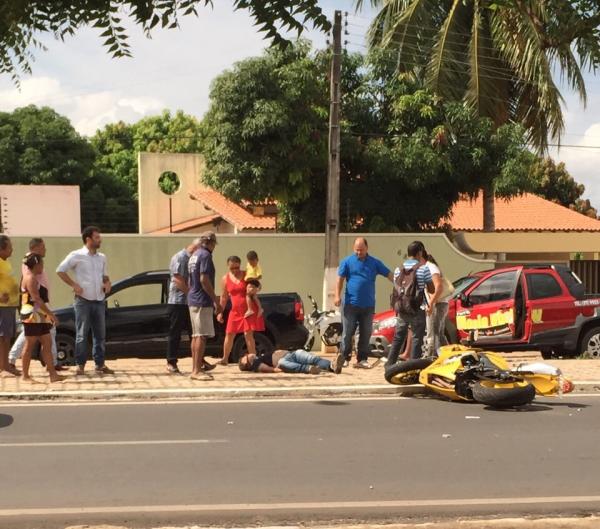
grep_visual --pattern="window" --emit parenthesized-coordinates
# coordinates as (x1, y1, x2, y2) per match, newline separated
(109, 283, 163, 308)
(468, 271, 518, 305)
(526, 273, 563, 300)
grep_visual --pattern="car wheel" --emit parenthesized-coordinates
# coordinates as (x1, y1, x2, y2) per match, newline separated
(230, 332, 274, 363)
(55, 333, 76, 366)
(580, 326, 600, 359)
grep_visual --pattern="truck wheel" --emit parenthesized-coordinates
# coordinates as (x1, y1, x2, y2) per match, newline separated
(580, 327, 600, 359)
(55, 333, 76, 366)
(540, 348, 553, 360)
(471, 381, 535, 408)
(230, 333, 274, 363)
(384, 358, 433, 385)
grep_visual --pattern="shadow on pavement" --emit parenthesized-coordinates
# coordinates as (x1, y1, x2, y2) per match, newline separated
(313, 400, 350, 406)
(0, 413, 13, 428)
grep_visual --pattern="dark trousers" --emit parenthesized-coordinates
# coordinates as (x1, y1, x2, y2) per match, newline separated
(340, 303, 374, 363)
(167, 304, 190, 365)
(387, 310, 426, 366)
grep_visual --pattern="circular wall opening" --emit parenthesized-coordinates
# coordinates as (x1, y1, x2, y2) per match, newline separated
(158, 171, 181, 195)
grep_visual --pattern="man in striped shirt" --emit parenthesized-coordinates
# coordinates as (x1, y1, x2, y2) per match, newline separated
(387, 241, 433, 365)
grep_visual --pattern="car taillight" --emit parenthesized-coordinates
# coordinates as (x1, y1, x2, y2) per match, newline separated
(295, 301, 305, 322)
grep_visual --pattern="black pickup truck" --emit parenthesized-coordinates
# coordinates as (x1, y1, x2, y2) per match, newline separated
(52, 270, 308, 365)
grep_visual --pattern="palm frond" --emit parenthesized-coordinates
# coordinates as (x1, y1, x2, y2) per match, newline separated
(490, 7, 564, 151)
(465, 1, 510, 126)
(425, 0, 470, 102)
(367, 0, 439, 73)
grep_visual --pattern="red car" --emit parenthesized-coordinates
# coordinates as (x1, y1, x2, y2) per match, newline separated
(370, 264, 600, 359)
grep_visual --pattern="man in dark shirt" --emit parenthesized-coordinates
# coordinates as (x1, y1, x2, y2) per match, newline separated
(187, 231, 222, 380)
(238, 349, 335, 374)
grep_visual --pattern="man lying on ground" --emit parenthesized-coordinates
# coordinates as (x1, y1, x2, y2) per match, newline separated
(238, 349, 340, 374)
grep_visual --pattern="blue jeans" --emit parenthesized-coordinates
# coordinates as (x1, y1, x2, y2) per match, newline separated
(387, 310, 426, 365)
(278, 350, 331, 373)
(340, 304, 374, 363)
(74, 297, 106, 368)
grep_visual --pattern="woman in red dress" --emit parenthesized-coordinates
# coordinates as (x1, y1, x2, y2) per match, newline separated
(217, 256, 265, 365)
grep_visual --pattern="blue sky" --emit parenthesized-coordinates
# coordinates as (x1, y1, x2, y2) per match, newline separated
(0, 0, 599, 207)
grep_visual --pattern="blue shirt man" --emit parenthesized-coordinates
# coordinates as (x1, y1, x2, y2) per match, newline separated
(333, 237, 392, 371)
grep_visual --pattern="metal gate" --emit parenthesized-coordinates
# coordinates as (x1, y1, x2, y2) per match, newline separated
(570, 260, 600, 294)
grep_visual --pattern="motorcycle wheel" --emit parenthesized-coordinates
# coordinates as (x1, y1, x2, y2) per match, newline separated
(322, 323, 342, 347)
(471, 380, 535, 408)
(384, 358, 433, 385)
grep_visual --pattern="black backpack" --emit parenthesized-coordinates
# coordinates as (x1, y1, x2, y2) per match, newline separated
(390, 264, 424, 316)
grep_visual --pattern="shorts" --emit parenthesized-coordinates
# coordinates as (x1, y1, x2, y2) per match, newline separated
(0, 307, 16, 338)
(189, 306, 214, 338)
(23, 323, 52, 337)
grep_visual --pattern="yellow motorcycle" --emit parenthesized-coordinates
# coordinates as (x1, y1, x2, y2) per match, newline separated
(384, 344, 574, 408)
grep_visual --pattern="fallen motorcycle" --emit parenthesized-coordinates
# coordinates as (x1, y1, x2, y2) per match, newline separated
(384, 344, 574, 408)
(303, 294, 342, 351)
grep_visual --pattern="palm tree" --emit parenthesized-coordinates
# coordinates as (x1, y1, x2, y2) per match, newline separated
(357, 0, 600, 230)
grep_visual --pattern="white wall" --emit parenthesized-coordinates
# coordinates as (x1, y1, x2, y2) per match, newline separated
(0, 185, 80, 236)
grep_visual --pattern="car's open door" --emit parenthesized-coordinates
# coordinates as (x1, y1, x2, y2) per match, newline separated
(454, 268, 526, 346)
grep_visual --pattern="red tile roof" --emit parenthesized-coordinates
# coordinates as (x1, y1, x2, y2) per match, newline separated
(447, 192, 600, 232)
(150, 214, 222, 234)
(189, 190, 276, 230)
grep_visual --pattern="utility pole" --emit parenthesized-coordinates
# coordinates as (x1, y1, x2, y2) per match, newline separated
(323, 10, 342, 311)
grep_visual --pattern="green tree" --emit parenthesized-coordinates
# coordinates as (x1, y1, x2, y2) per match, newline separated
(202, 42, 328, 205)
(0, 105, 136, 232)
(360, 0, 600, 230)
(496, 156, 597, 217)
(0, 0, 330, 82)
(202, 44, 535, 231)
(92, 109, 202, 199)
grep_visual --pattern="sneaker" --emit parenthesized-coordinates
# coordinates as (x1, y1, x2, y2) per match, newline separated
(354, 360, 371, 369)
(333, 353, 344, 374)
(308, 365, 322, 375)
(343, 360, 350, 368)
(94, 365, 114, 375)
(75, 366, 85, 376)
(201, 361, 216, 372)
(166, 364, 181, 374)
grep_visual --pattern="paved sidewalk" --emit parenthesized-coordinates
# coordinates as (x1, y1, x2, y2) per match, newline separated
(1, 351, 599, 400)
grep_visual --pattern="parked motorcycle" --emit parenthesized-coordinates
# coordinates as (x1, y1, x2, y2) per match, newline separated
(384, 344, 574, 408)
(304, 294, 342, 351)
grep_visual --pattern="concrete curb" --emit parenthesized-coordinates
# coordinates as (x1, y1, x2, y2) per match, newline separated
(0, 381, 598, 402)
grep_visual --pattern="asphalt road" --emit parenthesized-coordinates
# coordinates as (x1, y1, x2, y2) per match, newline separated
(0, 395, 599, 529)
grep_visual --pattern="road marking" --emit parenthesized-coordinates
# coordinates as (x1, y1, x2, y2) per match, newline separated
(2, 496, 600, 516)
(0, 439, 228, 448)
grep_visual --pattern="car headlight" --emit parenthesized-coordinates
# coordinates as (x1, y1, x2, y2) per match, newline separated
(374, 316, 397, 331)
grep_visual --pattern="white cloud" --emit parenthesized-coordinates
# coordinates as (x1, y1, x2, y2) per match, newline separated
(551, 122, 600, 208)
(118, 96, 163, 115)
(0, 77, 63, 109)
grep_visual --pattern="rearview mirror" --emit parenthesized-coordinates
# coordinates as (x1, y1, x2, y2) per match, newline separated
(459, 293, 471, 307)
